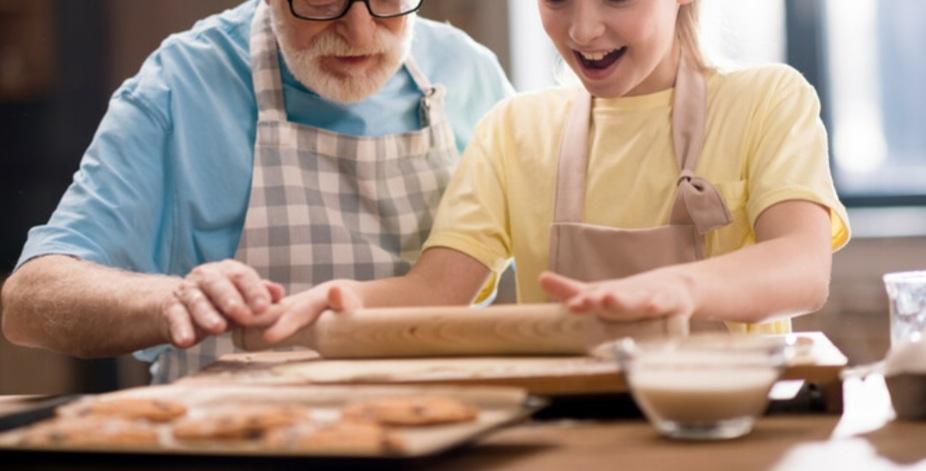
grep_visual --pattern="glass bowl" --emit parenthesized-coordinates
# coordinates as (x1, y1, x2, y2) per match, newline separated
(615, 333, 792, 440)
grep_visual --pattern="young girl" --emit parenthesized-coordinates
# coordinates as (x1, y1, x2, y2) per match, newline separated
(261, 0, 850, 342)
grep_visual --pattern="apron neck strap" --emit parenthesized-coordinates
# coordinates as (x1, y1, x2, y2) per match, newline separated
(671, 52, 707, 173)
(553, 49, 708, 224)
(404, 58, 444, 127)
(552, 88, 593, 224)
(250, 2, 287, 123)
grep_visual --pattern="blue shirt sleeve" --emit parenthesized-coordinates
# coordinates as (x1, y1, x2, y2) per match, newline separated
(17, 55, 174, 274)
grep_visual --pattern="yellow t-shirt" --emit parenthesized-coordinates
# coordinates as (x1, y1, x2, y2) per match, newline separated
(424, 64, 850, 333)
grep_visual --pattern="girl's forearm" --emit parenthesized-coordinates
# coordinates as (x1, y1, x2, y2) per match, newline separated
(352, 247, 493, 308)
(679, 233, 832, 324)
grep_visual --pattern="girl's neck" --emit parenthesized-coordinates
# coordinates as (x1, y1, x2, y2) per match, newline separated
(624, 41, 682, 97)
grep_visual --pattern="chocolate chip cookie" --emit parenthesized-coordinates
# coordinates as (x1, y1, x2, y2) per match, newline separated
(62, 397, 187, 423)
(342, 396, 478, 426)
(265, 420, 403, 454)
(19, 416, 159, 447)
(171, 405, 310, 441)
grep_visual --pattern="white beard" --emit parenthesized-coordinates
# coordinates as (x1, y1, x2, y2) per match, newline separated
(268, 2, 413, 104)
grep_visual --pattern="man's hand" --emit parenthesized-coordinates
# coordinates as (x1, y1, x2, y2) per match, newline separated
(259, 280, 363, 345)
(163, 260, 285, 348)
(539, 270, 696, 322)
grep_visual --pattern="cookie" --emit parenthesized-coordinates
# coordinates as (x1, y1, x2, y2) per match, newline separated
(342, 396, 478, 426)
(171, 405, 309, 441)
(265, 420, 403, 454)
(62, 397, 187, 423)
(19, 416, 159, 447)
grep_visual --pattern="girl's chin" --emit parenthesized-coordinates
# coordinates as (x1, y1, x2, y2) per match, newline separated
(577, 79, 631, 99)
(568, 60, 630, 98)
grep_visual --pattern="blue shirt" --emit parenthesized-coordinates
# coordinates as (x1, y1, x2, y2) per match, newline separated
(17, 0, 513, 277)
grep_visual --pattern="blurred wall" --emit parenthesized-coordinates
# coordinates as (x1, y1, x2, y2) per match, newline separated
(0, 0, 107, 276)
(796, 236, 926, 365)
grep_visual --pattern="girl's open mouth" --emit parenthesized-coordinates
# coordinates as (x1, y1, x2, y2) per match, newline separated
(574, 47, 626, 78)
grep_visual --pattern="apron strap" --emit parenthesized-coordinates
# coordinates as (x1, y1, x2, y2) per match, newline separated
(672, 52, 706, 173)
(250, 2, 287, 123)
(405, 58, 444, 128)
(669, 52, 732, 233)
(552, 89, 592, 224)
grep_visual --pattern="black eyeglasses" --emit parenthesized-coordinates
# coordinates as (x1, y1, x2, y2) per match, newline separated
(288, 0, 424, 21)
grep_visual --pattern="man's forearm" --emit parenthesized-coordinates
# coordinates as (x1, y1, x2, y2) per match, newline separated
(1, 255, 180, 357)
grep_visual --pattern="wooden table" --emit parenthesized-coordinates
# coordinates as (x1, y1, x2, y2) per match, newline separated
(434, 375, 926, 470)
(2, 374, 924, 470)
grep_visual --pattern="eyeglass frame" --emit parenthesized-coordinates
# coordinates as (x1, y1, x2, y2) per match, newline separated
(287, 0, 424, 21)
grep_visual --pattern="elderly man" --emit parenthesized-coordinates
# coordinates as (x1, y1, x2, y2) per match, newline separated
(1, 0, 513, 383)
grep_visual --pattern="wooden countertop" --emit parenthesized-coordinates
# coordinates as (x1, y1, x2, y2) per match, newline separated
(436, 415, 926, 470)
(2, 374, 924, 470)
(432, 374, 925, 471)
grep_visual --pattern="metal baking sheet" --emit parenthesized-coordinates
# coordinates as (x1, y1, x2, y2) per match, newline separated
(0, 384, 544, 461)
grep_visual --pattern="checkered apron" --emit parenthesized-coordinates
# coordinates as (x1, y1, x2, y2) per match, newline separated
(151, 3, 457, 383)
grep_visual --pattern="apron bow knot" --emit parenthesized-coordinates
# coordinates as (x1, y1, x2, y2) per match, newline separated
(676, 170, 733, 234)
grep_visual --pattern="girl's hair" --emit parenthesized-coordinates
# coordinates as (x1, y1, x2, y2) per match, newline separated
(677, 1, 710, 71)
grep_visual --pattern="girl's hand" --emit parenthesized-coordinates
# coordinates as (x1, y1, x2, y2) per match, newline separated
(538, 270, 695, 322)
(259, 280, 363, 344)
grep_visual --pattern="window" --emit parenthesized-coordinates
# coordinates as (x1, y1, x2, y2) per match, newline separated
(507, 0, 558, 92)
(822, 0, 926, 202)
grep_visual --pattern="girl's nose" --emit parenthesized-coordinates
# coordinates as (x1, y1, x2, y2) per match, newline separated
(336, 2, 377, 50)
(569, 1, 606, 46)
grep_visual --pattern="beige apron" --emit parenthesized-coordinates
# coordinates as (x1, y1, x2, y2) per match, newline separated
(548, 52, 731, 331)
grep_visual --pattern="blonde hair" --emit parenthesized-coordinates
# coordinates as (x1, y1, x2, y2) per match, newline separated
(677, 1, 710, 72)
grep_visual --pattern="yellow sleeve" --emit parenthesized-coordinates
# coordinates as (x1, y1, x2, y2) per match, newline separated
(744, 67, 851, 252)
(422, 107, 513, 275)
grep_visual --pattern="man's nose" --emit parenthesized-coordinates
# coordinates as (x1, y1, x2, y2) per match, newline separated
(336, 1, 377, 50)
(569, 1, 605, 46)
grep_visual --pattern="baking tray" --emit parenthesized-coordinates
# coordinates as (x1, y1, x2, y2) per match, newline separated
(0, 395, 81, 433)
(0, 383, 544, 463)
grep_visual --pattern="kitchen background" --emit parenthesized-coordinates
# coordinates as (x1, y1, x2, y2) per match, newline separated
(1, 0, 925, 393)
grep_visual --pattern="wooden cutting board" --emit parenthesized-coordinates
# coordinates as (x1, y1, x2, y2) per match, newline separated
(185, 332, 848, 400)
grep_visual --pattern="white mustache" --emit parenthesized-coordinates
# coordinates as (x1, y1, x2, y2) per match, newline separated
(305, 30, 395, 58)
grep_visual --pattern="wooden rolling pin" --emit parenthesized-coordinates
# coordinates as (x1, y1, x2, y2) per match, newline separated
(232, 303, 689, 358)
